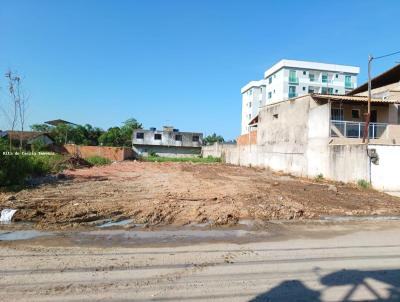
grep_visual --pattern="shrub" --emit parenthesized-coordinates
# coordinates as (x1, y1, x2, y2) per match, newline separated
(0, 138, 67, 187)
(148, 151, 158, 157)
(315, 173, 324, 182)
(357, 179, 370, 189)
(86, 156, 111, 166)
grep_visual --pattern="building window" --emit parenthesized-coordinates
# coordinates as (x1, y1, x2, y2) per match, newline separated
(175, 134, 182, 141)
(352, 109, 360, 119)
(248, 114, 251, 119)
(154, 134, 162, 140)
(289, 86, 297, 98)
(136, 132, 144, 139)
(322, 74, 328, 83)
(308, 87, 315, 93)
(345, 75, 352, 88)
(249, 102, 252, 107)
(335, 74, 339, 78)
(269, 77, 272, 84)
(248, 89, 252, 96)
(268, 92, 272, 99)
(289, 70, 297, 83)
(273, 114, 279, 119)
(302, 86, 306, 91)
(192, 135, 199, 142)
(303, 71, 307, 75)
(322, 87, 334, 94)
(335, 89, 339, 94)
(309, 74, 315, 82)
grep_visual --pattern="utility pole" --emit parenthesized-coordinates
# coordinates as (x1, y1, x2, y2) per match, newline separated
(362, 55, 373, 143)
(362, 50, 400, 143)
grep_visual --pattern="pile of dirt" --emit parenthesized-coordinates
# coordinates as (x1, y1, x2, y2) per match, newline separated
(55, 155, 93, 171)
(1, 161, 400, 230)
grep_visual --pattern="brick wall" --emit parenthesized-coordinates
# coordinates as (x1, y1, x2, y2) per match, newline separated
(61, 144, 134, 161)
(237, 131, 257, 145)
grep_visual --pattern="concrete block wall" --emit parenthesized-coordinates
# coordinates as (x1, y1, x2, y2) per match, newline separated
(237, 131, 257, 145)
(63, 144, 134, 161)
(201, 143, 236, 159)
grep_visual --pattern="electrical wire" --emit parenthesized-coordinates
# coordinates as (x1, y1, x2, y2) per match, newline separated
(373, 50, 400, 60)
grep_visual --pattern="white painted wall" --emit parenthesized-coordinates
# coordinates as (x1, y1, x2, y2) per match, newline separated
(370, 145, 400, 191)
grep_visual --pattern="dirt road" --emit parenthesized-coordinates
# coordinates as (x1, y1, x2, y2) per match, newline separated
(1, 221, 400, 301)
(1, 161, 400, 229)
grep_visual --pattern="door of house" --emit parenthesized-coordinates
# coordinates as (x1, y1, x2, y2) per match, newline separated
(370, 110, 377, 123)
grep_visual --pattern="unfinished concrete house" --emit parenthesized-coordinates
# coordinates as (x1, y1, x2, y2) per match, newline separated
(132, 126, 203, 157)
(203, 64, 400, 192)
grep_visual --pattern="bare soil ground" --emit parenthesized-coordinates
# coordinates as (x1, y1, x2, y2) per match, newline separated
(1, 161, 400, 229)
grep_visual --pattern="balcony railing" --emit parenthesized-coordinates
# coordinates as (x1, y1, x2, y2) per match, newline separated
(330, 120, 388, 139)
(288, 92, 298, 98)
(289, 77, 299, 84)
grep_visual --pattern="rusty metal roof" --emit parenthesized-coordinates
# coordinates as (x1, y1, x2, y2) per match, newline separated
(347, 64, 400, 95)
(311, 93, 400, 104)
(45, 119, 77, 126)
(248, 115, 259, 126)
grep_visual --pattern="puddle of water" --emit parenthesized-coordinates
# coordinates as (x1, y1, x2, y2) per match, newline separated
(79, 229, 254, 242)
(0, 230, 52, 241)
(238, 219, 256, 227)
(320, 216, 400, 222)
(98, 219, 134, 228)
(68, 227, 276, 247)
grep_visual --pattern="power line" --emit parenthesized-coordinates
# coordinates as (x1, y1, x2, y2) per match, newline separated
(373, 50, 400, 60)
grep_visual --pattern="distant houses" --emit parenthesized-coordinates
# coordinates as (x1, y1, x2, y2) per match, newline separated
(0, 131, 54, 149)
(132, 126, 203, 157)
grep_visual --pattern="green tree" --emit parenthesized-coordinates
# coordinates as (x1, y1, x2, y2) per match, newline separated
(98, 127, 124, 146)
(120, 118, 142, 146)
(204, 133, 224, 145)
(83, 124, 104, 146)
(31, 123, 104, 146)
(30, 124, 52, 132)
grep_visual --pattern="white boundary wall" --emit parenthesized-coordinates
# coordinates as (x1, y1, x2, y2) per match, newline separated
(370, 145, 400, 191)
(216, 142, 399, 191)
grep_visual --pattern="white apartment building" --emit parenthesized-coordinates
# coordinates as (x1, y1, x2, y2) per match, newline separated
(241, 59, 360, 134)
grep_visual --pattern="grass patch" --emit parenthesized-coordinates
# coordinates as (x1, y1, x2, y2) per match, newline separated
(143, 155, 220, 163)
(0, 152, 66, 187)
(357, 179, 370, 189)
(86, 156, 112, 166)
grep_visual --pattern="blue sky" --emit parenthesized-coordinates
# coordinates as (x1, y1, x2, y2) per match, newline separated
(1, 0, 400, 139)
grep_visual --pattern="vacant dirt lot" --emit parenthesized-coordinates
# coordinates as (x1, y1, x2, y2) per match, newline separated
(1, 161, 400, 229)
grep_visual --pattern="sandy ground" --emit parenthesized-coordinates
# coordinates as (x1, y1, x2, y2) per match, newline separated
(0, 221, 400, 301)
(1, 161, 400, 230)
